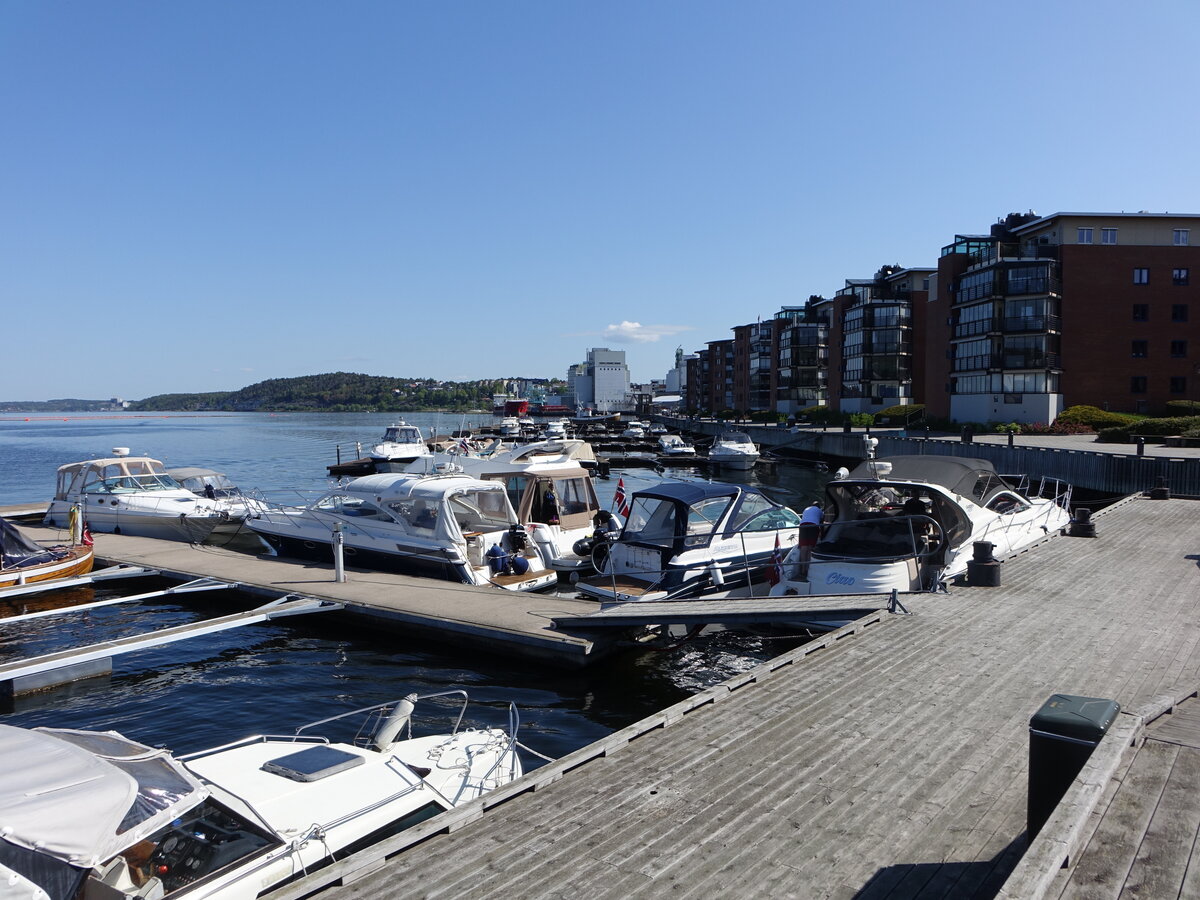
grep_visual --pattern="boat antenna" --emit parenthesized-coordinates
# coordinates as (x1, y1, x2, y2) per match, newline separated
(863, 435, 880, 478)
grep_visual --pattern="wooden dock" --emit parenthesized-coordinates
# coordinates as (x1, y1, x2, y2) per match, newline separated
(10, 521, 610, 668)
(268, 494, 1200, 899)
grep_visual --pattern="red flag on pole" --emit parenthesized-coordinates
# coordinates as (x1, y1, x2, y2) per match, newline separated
(766, 533, 783, 586)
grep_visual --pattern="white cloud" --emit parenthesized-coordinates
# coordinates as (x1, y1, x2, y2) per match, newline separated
(599, 321, 692, 344)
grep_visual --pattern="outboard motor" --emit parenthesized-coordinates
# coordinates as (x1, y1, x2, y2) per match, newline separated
(371, 693, 418, 750)
(507, 524, 530, 552)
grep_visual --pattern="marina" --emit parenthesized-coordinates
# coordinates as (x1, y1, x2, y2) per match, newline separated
(3, 412, 1199, 898)
(272, 493, 1200, 899)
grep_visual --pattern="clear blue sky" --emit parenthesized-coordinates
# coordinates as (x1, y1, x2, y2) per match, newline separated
(3, 0, 1197, 401)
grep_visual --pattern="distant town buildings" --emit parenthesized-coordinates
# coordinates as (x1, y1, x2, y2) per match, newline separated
(679, 210, 1200, 423)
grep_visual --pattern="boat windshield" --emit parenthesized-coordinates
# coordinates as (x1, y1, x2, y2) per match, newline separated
(81, 462, 182, 494)
(447, 489, 514, 534)
(814, 516, 932, 562)
(383, 426, 422, 444)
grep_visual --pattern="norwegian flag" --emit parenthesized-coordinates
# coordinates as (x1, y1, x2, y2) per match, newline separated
(82, 526, 94, 547)
(455, 435, 471, 454)
(612, 477, 631, 518)
(766, 533, 784, 586)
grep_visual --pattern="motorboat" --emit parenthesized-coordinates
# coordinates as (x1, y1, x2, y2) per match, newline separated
(408, 439, 604, 572)
(621, 422, 646, 439)
(771, 455, 1072, 597)
(366, 421, 432, 472)
(542, 418, 570, 440)
(648, 423, 668, 435)
(707, 431, 760, 470)
(167, 467, 264, 521)
(576, 481, 802, 602)
(248, 470, 558, 591)
(657, 434, 697, 457)
(498, 417, 522, 440)
(44, 452, 246, 542)
(1, 516, 94, 589)
(0, 690, 523, 900)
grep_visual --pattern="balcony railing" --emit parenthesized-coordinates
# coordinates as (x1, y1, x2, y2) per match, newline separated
(954, 317, 1000, 338)
(1003, 314, 1062, 333)
(1001, 351, 1062, 370)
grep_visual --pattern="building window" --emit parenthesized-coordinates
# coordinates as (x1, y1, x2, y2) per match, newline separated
(1131, 340, 1148, 358)
(1131, 376, 1147, 394)
(1101, 228, 1118, 245)
(1173, 304, 1190, 322)
(1133, 303, 1149, 321)
(1175, 229, 1190, 246)
(1133, 268, 1150, 285)
(1170, 376, 1187, 394)
(1171, 339, 1187, 357)
(1077, 227, 1093, 244)
(1174, 268, 1190, 286)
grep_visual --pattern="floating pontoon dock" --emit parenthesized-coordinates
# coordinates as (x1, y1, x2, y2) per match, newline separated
(265, 494, 1200, 899)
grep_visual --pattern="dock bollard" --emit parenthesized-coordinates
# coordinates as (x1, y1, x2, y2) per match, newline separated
(1067, 507, 1097, 538)
(332, 523, 346, 583)
(961, 426, 973, 444)
(1150, 475, 1170, 500)
(966, 540, 1001, 586)
(1135, 436, 1145, 457)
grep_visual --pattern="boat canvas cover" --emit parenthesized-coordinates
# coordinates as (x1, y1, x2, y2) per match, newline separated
(0, 725, 209, 867)
(1, 517, 57, 570)
(847, 456, 1013, 500)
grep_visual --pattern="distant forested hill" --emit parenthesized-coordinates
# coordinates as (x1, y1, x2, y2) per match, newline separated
(0, 399, 128, 412)
(129, 373, 555, 412)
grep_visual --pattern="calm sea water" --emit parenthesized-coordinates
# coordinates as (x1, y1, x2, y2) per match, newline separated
(0, 412, 827, 765)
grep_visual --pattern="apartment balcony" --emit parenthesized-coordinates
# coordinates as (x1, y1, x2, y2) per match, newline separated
(954, 318, 1001, 338)
(1001, 351, 1062, 370)
(1003, 314, 1062, 333)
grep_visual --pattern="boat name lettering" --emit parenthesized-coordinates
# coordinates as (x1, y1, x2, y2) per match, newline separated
(826, 572, 855, 586)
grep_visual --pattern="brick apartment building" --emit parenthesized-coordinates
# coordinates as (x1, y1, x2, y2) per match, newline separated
(681, 210, 1198, 423)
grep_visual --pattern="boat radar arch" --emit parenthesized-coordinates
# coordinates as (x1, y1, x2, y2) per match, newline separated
(372, 693, 418, 750)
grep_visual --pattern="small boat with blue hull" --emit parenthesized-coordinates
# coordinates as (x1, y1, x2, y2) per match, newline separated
(575, 481, 802, 602)
(248, 470, 557, 591)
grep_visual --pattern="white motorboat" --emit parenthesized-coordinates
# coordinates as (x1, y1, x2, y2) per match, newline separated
(248, 470, 558, 590)
(0, 690, 524, 900)
(771, 455, 1072, 597)
(648, 423, 668, 435)
(576, 481, 802, 602)
(408, 439, 604, 572)
(657, 434, 697, 457)
(498, 417, 522, 440)
(707, 431, 760, 470)
(542, 418, 570, 440)
(167, 467, 264, 520)
(366, 421, 432, 472)
(621, 422, 646, 439)
(44, 452, 246, 542)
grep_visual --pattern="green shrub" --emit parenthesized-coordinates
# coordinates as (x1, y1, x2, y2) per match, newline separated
(1095, 416, 1200, 441)
(1164, 400, 1200, 416)
(875, 404, 925, 425)
(848, 413, 875, 427)
(801, 405, 837, 424)
(1054, 405, 1138, 429)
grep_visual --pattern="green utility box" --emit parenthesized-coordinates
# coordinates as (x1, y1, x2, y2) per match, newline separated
(1027, 693, 1120, 839)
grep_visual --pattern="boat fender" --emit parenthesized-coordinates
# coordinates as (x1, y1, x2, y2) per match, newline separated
(708, 560, 725, 586)
(510, 555, 530, 575)
(486, 543, 510, 574)
(372, 693, 418, 750)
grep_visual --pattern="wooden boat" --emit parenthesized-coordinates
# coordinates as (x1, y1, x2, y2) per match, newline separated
(0, 516, 94, 589)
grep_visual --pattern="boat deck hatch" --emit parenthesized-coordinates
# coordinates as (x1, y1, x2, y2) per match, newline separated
(262, 746, 365, 782)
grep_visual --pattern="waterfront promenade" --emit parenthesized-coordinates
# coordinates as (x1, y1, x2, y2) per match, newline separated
(277, 494, 1200, 898)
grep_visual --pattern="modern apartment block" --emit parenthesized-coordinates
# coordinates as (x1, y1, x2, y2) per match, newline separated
(775, 299, 831, 414)
(831, 265, 932, 414)
(928, 211, 1200, 421)
(680, 210, 1197, 422)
